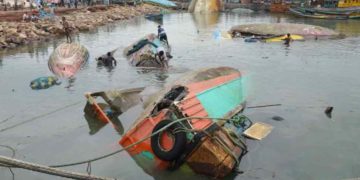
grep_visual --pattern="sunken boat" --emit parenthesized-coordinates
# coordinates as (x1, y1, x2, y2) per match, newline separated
(84, 67, 251, 178)
(48, 43, 89, 78)
(123, 33, 171, 68)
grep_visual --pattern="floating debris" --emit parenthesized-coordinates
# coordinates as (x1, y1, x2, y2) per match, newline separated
(243, 122, 273, 140)
(325, 106, 334, 118)
(272, 116, 284, 121)
(30, 76, 61, 90)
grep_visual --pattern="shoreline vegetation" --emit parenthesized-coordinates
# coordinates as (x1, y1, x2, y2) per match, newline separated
(0, 4, 164, 51)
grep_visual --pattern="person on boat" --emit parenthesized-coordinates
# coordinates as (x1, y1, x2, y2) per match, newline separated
(61, 17, 72, 43)
(158, 25, 169, 45)
(97, 52, 117, 67)
(283, 33, 293, 46)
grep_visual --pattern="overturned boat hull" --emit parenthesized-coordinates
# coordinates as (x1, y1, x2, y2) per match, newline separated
(229, 23, 339, 38)
(123, 34, 171, 68)
(48, 43, 89, 78)
(188, 0, 223, 13)
(118, 67, 249, 178)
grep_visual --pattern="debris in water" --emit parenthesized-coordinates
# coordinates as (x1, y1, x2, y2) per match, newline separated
(30, 76, 61, 90)
(272, 116, 284, 121)
(243, 122, 273, 140)
(325, 106, 334, 118)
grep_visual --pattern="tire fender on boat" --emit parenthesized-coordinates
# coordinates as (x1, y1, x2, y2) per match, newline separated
(151, 120, 187, 161)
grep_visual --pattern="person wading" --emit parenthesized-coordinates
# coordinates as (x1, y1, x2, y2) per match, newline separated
(155, 46, 168, 68)
(158, 25, 169, 45)
(97, 52, 117, 67)
(283, 33, 293, 46)
(61, 17, 72, 43)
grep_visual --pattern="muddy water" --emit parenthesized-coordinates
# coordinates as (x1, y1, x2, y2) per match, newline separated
(1, 12, 360, 180)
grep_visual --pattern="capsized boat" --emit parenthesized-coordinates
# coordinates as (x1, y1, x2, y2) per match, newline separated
(48, 43, 89, 78)
(123, 34, 171, 68)
(229, 23, 339, 39)
(188, 0, 223, 13)
(84, 67, 251, 178)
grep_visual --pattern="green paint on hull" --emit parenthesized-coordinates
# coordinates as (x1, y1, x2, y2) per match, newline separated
(196, 77, 245, 118)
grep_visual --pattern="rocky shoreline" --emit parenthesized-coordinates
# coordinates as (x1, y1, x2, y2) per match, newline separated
(0, 4, 163, 50)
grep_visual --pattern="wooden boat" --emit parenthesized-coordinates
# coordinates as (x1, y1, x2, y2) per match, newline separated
(48, 43, 89, 78)
(289, 0, 360, 19)
(188, 0, 223, 13)
(270, 2, 290, 13)
(84, 67, 251, 178)
(123, 34, 171, 68)
(289, 7, 350, 19)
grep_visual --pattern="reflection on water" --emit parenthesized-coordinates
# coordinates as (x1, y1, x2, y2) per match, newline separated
(0, 12, 360, 180)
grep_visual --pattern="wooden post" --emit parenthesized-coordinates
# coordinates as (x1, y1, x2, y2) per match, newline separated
(0, 155, 116, 180)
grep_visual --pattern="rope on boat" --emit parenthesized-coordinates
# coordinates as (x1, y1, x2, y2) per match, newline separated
(49, 116, 250, 168)
(0, 155, 116, 180)
(0, 101, 82, 133)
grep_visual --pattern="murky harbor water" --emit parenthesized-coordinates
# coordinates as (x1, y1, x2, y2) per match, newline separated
(1, 12, 360, 180)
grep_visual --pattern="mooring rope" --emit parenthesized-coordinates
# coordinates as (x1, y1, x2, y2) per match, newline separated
(0, 101, 82, 133)
(49, 116, 249, 168)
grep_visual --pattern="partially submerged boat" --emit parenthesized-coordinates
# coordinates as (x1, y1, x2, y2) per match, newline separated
(229, 23, 339, 39)
(84, 67, 251, 178)
(289, 7, 360, 19)
(48, 43, 89, 78)
(289, 0, 360, 19)
(123, 34, 171, 68)
(188, 0, 223, 13)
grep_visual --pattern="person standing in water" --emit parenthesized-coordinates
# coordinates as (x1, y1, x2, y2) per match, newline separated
(61, 17, 72, 43)
(283, 33, 293, 46)
(158, 25, 169, 45)
(97, 52, 117, 67)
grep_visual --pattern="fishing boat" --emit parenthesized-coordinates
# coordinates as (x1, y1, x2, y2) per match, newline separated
(123, 33, 171, 68)
(289, 0, 360, 19)
(48, 43, 89, 78)
(84, 67, 251, 178)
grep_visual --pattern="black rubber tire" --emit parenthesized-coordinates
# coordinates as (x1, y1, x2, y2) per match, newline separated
(151, 120, 187, 161)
